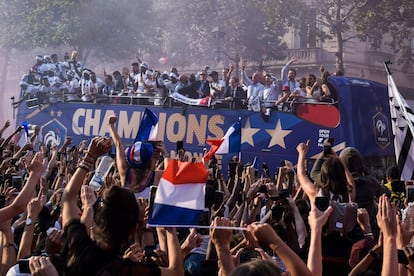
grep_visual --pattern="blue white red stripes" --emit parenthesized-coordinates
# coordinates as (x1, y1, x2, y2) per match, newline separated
(135, 108, 158, 142)
(147, 159, 208, 227)
(204, 118, 241, 161)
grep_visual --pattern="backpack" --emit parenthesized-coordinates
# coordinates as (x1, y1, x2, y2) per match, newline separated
(327, 194, 358, 236)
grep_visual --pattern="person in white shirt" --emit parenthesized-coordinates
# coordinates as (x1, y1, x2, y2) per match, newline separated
(209, 71, 226, 99)
(281, 56, 300, 93)
(241, 68, 264, 112)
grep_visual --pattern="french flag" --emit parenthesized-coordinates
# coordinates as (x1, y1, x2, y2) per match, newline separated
(135, 108, 158, 142)
(204, 118, 241, 161)
(147, 159, 208, 227)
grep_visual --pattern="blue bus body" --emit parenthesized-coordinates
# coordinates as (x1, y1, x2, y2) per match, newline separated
(14, 76, 394, 175)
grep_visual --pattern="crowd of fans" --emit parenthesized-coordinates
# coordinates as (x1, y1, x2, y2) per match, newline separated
(0, 114, 413, 276)
(14, 53, 337, 115)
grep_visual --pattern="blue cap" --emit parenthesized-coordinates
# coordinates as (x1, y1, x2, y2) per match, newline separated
(125, 141, 153, 168)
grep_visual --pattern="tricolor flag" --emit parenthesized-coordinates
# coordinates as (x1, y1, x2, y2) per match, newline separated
(387, 63, 414, 180)
(147, 159, 208, 227)
(22, 121, 30, 143)
(204, 118, 241, 161)
(135, 108, 158, 142)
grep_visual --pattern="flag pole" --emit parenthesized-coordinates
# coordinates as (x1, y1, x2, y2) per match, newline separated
(384, 60, 392, 75)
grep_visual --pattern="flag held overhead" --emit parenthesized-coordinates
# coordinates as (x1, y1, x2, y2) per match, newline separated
(135, 108, 159, 142)
(125, 108, 158, 169)
(148, 159, 208, 227)
(204, 118, 241, 161)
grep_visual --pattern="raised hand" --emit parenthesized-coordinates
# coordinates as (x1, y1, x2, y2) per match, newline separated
(210, 217, 233, 249)
(308, 199, 333, 231)
(26, 152, 47, 175)
(296, 140, 311, 156)
(85, 137, 112, 158)
(29, 256, 59, 276)
(108, 115, 118, 126)
(27, 197, 44, 220)
(123, 242, 145, 263)
(45, 229, 64, 255)
(247, 223, 280, 249)
(376, 194, 397, 238)
(80, 185, 97, 210)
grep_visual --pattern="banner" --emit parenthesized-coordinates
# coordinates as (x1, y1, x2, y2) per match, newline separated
(169, 92, 211, 107)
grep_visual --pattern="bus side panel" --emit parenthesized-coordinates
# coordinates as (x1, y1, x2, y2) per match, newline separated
(333, 77, 394, 157)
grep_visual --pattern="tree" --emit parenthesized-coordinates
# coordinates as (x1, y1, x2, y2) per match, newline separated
(0, 0, 161, 62)
(0, 0, 81, 49)
(301, 0, 370, 74)
(152, 0, 294, 69)
(353, 0, 414, 66)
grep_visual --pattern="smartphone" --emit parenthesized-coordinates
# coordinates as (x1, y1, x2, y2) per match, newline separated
(315, 196, 330, 211)
(407, 185, 414, 203)
(323, 137, 334, 156)
(323, 145, 332, 156)
(46, 227, 57, 236)
(18, 259, 30, 273)
(198, 208, 210, 235)
(279, 189, 290, 199)
(228, 161, 237, 178)
(176, 140, 183, 152)
(398, 249, 409, 265)
(213, 190, 224, 207)
(148, 186, 158, 216)
(144, 245, 157, 259)
(240, 249, 261, 263)
(0, 195, 5, 208)
(12, 176, 23, 191)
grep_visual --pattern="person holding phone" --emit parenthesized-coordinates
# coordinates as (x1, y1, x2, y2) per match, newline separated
(297, 140, 359, 275)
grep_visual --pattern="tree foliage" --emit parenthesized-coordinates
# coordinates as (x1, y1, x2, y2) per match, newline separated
(0, 0, 80, 48)
(0, 0, 412, 69)
(354, 0, 414, 65)
(0, 0, 161, 62)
